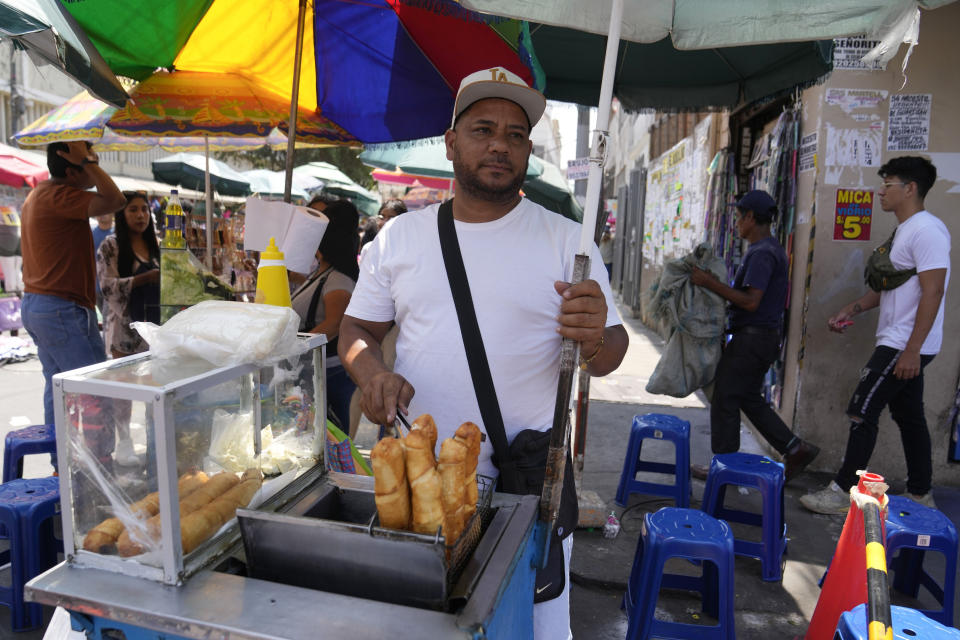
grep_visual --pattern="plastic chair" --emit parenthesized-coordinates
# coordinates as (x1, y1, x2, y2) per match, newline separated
(3, 424, 57, 483)
(623, 508, 735, 640)
(615, 414, 691, 508)
(884, 494, 958, 627)
(701, 452, 787, 581)
(0, 477, 61, 631)
(835, 603, 960, 639)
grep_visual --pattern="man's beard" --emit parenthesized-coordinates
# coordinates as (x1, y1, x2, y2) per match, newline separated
(452, 149, 527, 204)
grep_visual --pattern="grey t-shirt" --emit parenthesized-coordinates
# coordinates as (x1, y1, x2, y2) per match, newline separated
(291, 267, 355, 365)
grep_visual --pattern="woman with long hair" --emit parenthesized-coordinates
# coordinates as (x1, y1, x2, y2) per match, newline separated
(291, 200, 360, 429)
(96, 191, 160, 464)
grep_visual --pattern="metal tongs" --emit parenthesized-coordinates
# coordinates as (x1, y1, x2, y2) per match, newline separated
(394, 411, 412, 438)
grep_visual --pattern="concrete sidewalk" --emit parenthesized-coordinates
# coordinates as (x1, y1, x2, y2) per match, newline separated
(569, 306, 960, 638)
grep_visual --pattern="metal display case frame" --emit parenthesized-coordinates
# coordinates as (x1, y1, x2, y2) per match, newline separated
(52, 333, 327, 586)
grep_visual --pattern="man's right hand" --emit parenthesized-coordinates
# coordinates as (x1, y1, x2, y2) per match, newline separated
(56, 140, 95, 167)
(827, 310, 853, 333)
(360, 371, 415, 425)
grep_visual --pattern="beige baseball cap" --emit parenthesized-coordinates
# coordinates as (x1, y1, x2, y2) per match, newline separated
(451, 66, 546, 129)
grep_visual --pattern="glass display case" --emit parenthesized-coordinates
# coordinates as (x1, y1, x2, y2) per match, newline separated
(52, 333, 326, 585)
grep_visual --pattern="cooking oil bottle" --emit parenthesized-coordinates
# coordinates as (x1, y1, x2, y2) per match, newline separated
(161, 189, 186, 249)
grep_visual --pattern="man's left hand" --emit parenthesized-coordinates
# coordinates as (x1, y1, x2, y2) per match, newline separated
(555, 280, 605, 350)
(894, 349, 921, 380)
(690, 266, 715, 287)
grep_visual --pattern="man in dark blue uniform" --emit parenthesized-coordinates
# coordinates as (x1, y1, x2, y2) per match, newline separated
(690, 190, 819, 482)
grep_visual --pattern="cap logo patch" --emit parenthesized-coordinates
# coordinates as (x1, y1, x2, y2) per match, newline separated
(490, 68, 509, 82)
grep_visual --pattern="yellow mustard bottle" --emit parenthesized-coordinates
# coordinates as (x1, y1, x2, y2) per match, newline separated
(254, 237, 292, 307)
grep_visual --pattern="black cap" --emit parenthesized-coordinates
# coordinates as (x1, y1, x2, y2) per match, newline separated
(735, 190, 776, 217)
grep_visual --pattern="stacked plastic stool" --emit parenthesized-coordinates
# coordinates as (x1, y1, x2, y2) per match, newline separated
(835, 603, 960, 639)
(0, 476, 61, 631)
(623, 508, 735, 639)
(616, 414, 691, 508)
(3, 424, 57, 483)
(701, 452, 787, 581)
(883, 494, 958, 626)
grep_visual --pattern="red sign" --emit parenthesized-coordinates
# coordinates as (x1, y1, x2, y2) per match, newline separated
(833, 188, 873, 241)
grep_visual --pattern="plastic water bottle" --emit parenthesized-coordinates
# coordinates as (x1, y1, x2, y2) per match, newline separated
(603, 511, 621, 539)
(254, 237, 292, 307)
(161, 189, 186, 249)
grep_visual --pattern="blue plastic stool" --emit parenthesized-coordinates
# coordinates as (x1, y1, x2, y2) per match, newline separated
(623, 508, 735, 640)
(0, 477, 61, 631)
(701, 452, 787, 581)
(615, 414, 691, 508)
(883, 494, 958, 627)
(3, 424, 57, 483)
(835, 603, 960, 639)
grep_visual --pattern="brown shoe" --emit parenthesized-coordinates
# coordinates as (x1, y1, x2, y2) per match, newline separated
(784, 441, 820, 483)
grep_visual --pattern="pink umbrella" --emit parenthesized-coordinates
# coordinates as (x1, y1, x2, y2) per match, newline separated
(0, 150, 48, 188)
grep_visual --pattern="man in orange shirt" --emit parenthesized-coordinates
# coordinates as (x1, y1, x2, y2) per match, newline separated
(20, 141, 125, 441)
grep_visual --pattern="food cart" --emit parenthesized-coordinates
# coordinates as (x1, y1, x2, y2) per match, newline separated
(26, 333, 542, 639)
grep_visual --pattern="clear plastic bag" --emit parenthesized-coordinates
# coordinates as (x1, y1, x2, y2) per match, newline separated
(133, 300, 301, 368)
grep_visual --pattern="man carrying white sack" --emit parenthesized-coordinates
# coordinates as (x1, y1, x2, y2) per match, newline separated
(340, 66, 629, 639)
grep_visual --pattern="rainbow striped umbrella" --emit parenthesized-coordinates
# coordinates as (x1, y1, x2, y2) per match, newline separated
(61, 0, 542, 144)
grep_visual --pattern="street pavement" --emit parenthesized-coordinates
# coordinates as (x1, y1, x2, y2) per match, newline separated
(1, 304, 958, 638)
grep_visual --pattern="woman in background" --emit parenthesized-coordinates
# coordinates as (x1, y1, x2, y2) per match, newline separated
(96, 191, 160, 465)
(291, 200, 360, 430)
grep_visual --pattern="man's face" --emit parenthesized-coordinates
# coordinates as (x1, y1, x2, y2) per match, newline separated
(878, 175, 913, 212)
(734, 208, 753, 237)
(445, 98, 531, 203)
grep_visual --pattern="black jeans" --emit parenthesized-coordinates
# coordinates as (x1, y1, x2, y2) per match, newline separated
(835, 346, 935, 494)
(711, 331, 798, 455)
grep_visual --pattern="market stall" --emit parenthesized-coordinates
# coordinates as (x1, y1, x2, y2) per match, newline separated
(26, 306, 544, 639)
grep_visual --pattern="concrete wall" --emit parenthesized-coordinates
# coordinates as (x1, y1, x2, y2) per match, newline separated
(783, 3, 960, 487)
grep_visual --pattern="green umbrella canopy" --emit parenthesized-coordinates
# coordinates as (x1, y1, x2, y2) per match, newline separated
(0, 0, 128, 107)
(152, 152, 251, 197)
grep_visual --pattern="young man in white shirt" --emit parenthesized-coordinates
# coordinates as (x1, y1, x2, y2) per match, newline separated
(339, 67, 628, 639)
(801, 156, 949, 514)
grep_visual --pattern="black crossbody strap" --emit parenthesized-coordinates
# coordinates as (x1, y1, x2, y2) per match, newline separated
(436, 200, 518, 484)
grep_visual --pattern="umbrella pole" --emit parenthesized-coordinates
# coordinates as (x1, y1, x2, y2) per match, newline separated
(537, 0, 624, 566)
(204, 135, 214, 270)
(283, 0, 309, 204)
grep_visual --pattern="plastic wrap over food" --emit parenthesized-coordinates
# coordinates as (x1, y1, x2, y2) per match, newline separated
(205, 409, 315, 476)
(133, 300, 301, 367)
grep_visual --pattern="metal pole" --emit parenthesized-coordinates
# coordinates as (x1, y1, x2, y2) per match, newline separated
(204, 135, 214, 270)
(537, 0, 624, 566)
(862, 500, 892, 640)
(284, 0, 309, 204)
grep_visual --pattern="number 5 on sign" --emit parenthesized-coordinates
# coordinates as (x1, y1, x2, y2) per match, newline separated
(843, 216, 862, 239)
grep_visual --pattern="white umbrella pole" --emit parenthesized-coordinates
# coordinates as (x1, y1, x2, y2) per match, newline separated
(579, 0, 622, 255)
(205, 135, 214, 270)
(538, 0, 624, 566)
(283, 0, 309, 204)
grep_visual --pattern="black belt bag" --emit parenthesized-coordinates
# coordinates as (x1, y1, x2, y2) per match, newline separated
(437, 200, 577, 603)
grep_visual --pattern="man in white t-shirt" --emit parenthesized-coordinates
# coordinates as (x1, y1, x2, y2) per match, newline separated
(339, 67, 628, 639)
(801, 156, 949, 515)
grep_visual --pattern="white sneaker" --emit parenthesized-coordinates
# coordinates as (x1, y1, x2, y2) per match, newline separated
(905, 492, 937, 510)
(800, 481, 849, 515)
(114, 438, 139, 466)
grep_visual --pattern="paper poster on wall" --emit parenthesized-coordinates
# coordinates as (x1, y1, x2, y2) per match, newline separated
(825, 123, 882, 167)
(833, 188, 874, 241)
(887, 94, 932, 151)
(799, 132, 817, 172)
(833, 36, 887, 70)
(825, 88, 888, 113)
(643, 118, 712, 266)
